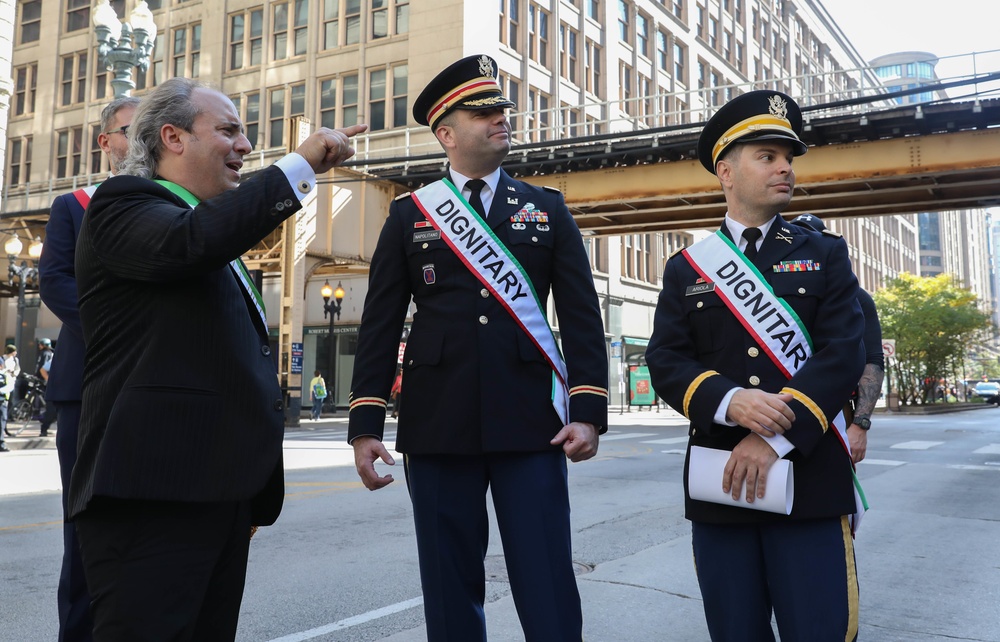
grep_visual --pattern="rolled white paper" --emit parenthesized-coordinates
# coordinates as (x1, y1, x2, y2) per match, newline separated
(688, 445, 794, 515)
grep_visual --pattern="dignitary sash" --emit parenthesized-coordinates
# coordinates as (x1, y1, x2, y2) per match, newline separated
(411, 178, 570, 425)
(683, 230, 868, 532)
(153, 180, 268, 329)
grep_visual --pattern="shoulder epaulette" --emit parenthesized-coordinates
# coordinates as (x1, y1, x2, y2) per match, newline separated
(669, 245, 688, 259)
(821, 229, 842, 238)
(542, 185, 562, 194)
(394, 191, 413, 201)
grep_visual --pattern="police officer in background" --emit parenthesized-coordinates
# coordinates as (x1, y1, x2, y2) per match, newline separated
(791, 214, 885, 463)
(645, 91, 865, 641)
(348, 54, 608, 641)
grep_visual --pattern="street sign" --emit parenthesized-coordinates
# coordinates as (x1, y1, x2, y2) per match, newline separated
(882, 339, 896, 359)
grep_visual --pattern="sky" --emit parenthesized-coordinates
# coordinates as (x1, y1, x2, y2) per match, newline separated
(822, 0, 999, 80)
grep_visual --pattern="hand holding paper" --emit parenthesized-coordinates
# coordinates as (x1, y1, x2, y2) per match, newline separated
(689, 445, 794, 515)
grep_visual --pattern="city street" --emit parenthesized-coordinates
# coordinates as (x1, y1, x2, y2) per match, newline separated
(2, 407, 1000, 641)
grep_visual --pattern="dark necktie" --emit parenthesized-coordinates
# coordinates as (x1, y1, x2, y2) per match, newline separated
(742, 227, 763, 262)
(466, 179, 487, 219)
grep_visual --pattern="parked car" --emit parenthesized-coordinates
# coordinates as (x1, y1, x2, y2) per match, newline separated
(973, 381, 1000, 405)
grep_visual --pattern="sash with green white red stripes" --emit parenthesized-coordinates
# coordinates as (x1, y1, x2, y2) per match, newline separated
(72, 184, 100, 210)
(683, 230, 868, 533)
(410, 178, 570, 425)
(153, 180, 267, 329)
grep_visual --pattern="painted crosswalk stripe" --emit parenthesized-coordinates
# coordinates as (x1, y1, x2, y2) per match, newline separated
(267, 597, 423, 641)
(890, 441, 944, 450)
(859, 459, 906, 467)
(642, 437, 690, 445)
(973, 444, 1000, 455)
(600, 433, 658, 441)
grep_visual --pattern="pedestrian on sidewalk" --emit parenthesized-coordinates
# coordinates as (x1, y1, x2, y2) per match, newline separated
(389, 367, 402, 419)
(309, 370, 327, 420)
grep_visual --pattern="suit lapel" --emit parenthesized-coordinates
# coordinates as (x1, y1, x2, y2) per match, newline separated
(757, 216, 807, 272)
(487, 171, 523, 231)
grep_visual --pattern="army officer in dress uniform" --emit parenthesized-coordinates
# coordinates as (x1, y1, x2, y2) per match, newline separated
(347, 55, 608, 641)
(645, 90, 866, 642)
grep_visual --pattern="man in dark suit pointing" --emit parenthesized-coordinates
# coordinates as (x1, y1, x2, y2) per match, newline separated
(71, 77, 365, 641)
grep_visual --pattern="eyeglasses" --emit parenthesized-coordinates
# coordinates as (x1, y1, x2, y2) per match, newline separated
(103, 125, 129, 136)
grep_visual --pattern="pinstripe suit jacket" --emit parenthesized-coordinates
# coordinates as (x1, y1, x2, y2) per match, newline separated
(69, 168, 297, 525)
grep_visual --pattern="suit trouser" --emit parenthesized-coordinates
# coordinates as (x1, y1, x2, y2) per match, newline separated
(53, 401, 94, 642)
(691, 517, 859, 642)
(404, 451, 583, 642)
(75, 497, 252, 642)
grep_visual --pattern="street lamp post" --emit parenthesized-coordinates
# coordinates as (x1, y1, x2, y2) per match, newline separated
(93, 0, 158, 98)
(5, 235, 44, 353)
(320, 280, 345, 413)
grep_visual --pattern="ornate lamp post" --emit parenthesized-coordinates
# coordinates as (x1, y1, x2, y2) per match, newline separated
(5, 235, 44, 353)
(320, 280, 345, 412)
(93, 0, 158, 98)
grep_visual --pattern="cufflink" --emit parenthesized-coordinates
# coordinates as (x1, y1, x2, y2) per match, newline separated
(298, 180, 311, 193)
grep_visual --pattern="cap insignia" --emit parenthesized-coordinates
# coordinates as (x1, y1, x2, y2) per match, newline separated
(478, 55, 495, 79)
(768, 95, 788, 119)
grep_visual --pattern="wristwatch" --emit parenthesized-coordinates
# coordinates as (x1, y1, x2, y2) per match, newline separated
(855, 416, 871, 431)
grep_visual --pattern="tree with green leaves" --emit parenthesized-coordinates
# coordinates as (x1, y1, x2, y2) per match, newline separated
(873, 273, 995, 405)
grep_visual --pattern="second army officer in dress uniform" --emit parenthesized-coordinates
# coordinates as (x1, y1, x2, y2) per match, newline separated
(645, 91, 866, 642)
(348, 55, 608, 641)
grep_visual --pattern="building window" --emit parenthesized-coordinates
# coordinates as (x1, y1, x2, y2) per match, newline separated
(267, 84, 306, 149)
(369, 69, 387, 130)
(396, 0, 409, 33)
(323, 0, 339, 48)
(67, 0, 90, 32)
(319, 78, 338, 128)
(392, 65, 408, 127)
(19, 0, 41, 43)
(656, 30, 669, 72)
(61, 53, 88, 107)
(587, 0, 600, 19)
(526, 88, 551, 142)
(585, 39, 602, 96)
(5, 138, 32, 187)
(672, 0, 683, 19)
(343, 74, 359, 126)
(55, 127, 85, 179)
(617, 0, 630, 42)
(620, 63, 633, 116)
(294, 0, 309, 55)
(172, 24, 202, 79)
(560, 24, 578, 84)
(271, 0, 308, 60)
(528, 5, 549, 67)
(587, 237, 608, 273)
(499, 73, 520, 133)
(346, 0, 361, 44)
(673, 42, 686, 84)
(273, 3, 289, 60)
(245, 92, 261, 148)
(90, 125, 104, 175)
(230, 8, 264, 70)
(13, 64, 37, 116)
(371, 0, 408, 39)
(501, 0, 519, 49)
(373, 0, 388, 38)
(636, 12, 649, 58)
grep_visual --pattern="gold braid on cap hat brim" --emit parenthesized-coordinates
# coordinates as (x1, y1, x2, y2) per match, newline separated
(427, 77, 504, 129)
(711, 115, 800, 166)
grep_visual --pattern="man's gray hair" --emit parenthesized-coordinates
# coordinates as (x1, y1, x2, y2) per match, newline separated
(99, 96, 141, 133)
(118, 78, 204, 178)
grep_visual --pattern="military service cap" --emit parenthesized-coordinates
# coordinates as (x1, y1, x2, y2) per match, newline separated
(698, 90, 808, 174)
(412, 54, 516, 130)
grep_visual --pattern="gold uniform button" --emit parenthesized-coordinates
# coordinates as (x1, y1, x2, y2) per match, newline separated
(749, 376, 761, 386)
(748, 347, 759, 357)
(798, 287, 806, 294)
(422, 243, 429, 249)
(480, 288, 489, 298)
(479, 315, 488, 325)
(696, 301, 704, 308)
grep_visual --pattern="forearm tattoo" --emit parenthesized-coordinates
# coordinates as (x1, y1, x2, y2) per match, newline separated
(855, 363, 885, 419)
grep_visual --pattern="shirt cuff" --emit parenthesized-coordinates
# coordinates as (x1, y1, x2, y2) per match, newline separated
(715, 388, 739, 426)
(275, 153, 316, 201)
(761, 433, 795, 458)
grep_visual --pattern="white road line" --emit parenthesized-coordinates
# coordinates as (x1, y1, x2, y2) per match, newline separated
(600, 433, 658, 441)
(642, 437, 689, 445)
(859, 459, 907, 467)
(890, 441, 945, 450)
(973, 444, 1000, 455)
(949, 464, 1000, 471)
(267, 597, 424, 641)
